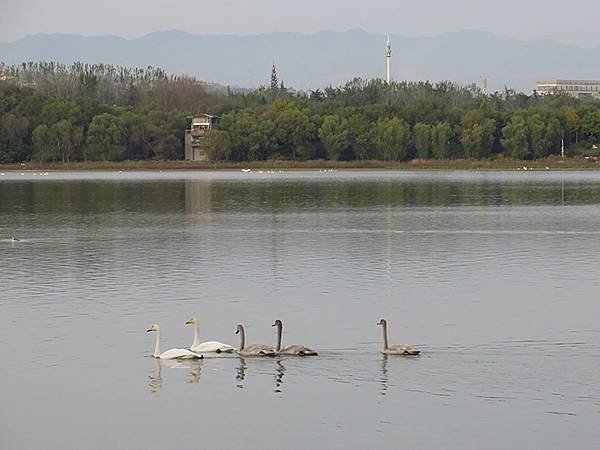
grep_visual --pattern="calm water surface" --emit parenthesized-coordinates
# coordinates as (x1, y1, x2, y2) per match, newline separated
(1, 170, 599, 449)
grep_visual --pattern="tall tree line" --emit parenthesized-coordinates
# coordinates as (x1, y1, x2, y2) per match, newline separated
(1, 63, 600, 163)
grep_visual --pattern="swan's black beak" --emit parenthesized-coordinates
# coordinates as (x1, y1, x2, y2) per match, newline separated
(146, 329, 152, 333)
(185, 320, 192, 325)
(235, 330, 239, 334)
(271, 323, 276, 327)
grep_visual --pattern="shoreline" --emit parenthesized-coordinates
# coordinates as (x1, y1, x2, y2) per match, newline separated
(1, 158, 599, 171)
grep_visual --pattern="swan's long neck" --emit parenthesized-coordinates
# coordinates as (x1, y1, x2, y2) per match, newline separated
(381, 322, 389, 351)
(153, 330, 161, 357)
(192, 322, 200, 348)
(276, 323, 283, 352)
(238, 327, 246, 351)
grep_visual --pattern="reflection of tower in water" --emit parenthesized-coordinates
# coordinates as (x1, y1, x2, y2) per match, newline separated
(185, 180, 212, 214)
(384, 205, 394, 286)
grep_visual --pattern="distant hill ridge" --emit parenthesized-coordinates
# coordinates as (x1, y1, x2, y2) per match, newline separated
(2, 29, 600, 92)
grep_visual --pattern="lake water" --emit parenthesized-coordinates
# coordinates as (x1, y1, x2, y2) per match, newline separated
(1, 170, 599, 450)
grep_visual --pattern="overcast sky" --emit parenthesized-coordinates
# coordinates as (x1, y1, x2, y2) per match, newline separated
(1, 0, 598, 47)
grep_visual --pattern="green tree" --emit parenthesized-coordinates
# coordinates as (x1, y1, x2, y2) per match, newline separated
(121, 111, 150, 159)
(529, 114, 548, 159)
(544, 115, 563, 156)
(270, 63, 279, 91)
(41, 98, 79, 125)
(219, 111, 267, 161)
(346, 113, 373, 160)
(0, 114, 29, 146)
(582, 111, 600, 142)
(431, 122, 453, 159)
(373, 117, 410, 161)
(502, 111, 562, 159)
(501, 114, 529, 159)
(144, 110, 185, 160)
(460, 110, 496, 159)
(0, 144, 10, 163)
(202, 130, 232, 161)
(461, 124, 486, 159)
(269, 102, 316, 159)
(86, 113, 126, 160)
(52, 119, 82, 162)
(563, 107, 581, 144)
(319, 115, 349, 161)
(32, 123, 54, 162)
(413, 123, 432, 159)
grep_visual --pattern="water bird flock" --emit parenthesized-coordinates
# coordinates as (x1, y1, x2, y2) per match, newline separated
(241, 168, 285, 174)
(0, 172, 49, 176)
(146, 317, 418, 359)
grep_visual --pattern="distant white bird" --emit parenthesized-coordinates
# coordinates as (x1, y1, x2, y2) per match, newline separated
(146, 324, 203, 360)
(11, 237, 20, 243)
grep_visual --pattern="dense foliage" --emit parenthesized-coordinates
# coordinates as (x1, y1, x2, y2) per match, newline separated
(1, 62, 600, 163)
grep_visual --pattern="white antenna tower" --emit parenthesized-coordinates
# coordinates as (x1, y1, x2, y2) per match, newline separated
(386, 35, 392, 84)
(481, 75, 489, 95)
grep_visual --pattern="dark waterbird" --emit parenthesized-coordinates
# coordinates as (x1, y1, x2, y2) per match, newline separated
(377, 319, 420, 356)
(272, 319, 318, 356)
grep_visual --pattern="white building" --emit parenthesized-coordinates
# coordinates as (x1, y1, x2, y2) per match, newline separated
(536, 80, 600, 99)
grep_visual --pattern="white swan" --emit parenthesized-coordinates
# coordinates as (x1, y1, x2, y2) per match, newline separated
(236, 324, 276, 357)
(11, 237, 20, 243)
(185, 316, 235, 353)
(146, 324, 203, 360)
(272, 320, 318, 356)
(377, 319, 420, 356)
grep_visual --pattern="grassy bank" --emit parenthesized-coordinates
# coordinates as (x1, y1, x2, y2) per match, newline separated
(1, 158, 599, 172)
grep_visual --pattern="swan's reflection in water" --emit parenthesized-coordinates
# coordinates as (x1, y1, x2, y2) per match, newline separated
(148, 359, 203, 393)
(235, 357, 286, 391)
(148, 357, 288, 392)
(148, 359, 163, 394)
(274, 360, 286, 393)
(188, 366, 202, 384)
(236, 357, 248, 388)
(379, 355, 389, 396)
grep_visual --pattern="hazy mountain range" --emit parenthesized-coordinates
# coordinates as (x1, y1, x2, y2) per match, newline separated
(1, 29, 599, 93)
